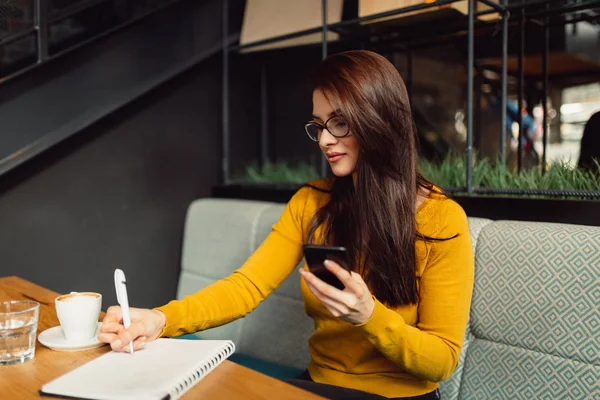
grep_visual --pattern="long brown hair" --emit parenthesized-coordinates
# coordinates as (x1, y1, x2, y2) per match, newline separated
(306, 50, 441, 307)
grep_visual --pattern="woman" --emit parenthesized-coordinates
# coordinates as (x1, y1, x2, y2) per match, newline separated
(99, 50, 474, 400)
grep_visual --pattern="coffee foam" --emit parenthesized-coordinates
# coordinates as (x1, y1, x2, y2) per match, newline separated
(56, 292, 101, 302)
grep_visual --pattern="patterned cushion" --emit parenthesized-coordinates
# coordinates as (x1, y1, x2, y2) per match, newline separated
(461, 221, 600, 400)
(461, 338, 600, 400)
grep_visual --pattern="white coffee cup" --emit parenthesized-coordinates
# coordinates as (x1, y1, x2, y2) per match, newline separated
(55, 292, 102, 342)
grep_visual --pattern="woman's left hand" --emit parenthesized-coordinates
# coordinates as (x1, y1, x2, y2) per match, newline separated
(299, 260, 375, 325)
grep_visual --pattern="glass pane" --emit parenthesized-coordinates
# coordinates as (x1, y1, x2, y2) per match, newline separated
(0, 33, 36, 80)
(0, 0, 34, 41)
(47, 0, 173, 56)
(48, 1, 127, 55)
(556, 83, 600, 168)
(49, 0, 87, 15)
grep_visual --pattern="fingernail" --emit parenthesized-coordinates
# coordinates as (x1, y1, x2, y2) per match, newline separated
(112, 339, 122, 348)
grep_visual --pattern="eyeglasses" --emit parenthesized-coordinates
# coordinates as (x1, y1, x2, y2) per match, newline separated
(304, 115, 350, 142)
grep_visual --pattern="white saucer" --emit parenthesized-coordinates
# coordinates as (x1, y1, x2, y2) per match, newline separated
(38, 322, 107, 352)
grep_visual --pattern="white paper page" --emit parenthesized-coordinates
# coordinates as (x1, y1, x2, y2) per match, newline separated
(41, 339, 235, 400)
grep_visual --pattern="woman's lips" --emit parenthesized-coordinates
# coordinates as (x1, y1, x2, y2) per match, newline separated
(327, 153, 345, 162)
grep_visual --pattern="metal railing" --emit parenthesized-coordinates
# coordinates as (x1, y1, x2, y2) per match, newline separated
(0, 0, 181, 84)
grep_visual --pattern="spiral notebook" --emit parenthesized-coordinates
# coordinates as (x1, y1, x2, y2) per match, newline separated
(40, 338, 235, 400)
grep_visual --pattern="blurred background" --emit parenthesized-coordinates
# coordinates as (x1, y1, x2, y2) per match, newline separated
(0, 0, 598, 308)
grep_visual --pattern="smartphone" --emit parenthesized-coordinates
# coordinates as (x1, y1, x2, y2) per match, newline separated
(302, 245, 352, 290)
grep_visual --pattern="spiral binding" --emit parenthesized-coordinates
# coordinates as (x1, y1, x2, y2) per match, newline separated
(167, 341, 236, 399)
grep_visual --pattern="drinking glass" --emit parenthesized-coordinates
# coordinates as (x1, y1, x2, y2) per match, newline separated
(0, 301, 40, 365)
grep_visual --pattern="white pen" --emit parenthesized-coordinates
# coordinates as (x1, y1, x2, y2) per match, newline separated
(114, 269, 134, 355)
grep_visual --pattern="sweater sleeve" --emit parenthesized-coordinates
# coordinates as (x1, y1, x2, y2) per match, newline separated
(357, 201, 475, 382)
(155, 186, 310, 338)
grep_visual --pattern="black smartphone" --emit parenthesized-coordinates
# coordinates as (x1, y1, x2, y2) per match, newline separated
(302, 245, 352, 290)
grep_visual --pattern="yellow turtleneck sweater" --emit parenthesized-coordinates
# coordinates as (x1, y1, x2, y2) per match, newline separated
(155, 179, 474, 398)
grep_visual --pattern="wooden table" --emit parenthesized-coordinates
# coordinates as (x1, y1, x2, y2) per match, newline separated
(0, 276, 325, 399)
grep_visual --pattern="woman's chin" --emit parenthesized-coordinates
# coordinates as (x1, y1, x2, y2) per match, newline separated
(330, 165, 354, 177)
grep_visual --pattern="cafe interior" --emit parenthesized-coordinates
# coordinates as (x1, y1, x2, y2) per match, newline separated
(1, 0, 599, 399)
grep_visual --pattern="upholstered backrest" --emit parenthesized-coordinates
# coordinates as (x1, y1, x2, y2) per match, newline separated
(175, 198, 312, 369)
(459, 221, 600, 399)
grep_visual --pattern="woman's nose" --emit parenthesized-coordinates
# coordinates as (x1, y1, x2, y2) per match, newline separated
(319, 128, 338, 147)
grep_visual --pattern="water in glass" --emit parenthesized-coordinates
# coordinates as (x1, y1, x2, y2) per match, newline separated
(0, 301, 40, 365)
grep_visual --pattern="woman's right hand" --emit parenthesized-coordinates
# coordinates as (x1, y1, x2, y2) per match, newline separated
(98, 306, 166, 352)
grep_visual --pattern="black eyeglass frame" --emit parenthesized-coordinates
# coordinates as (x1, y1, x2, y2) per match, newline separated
(304, 115, 350, 142)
